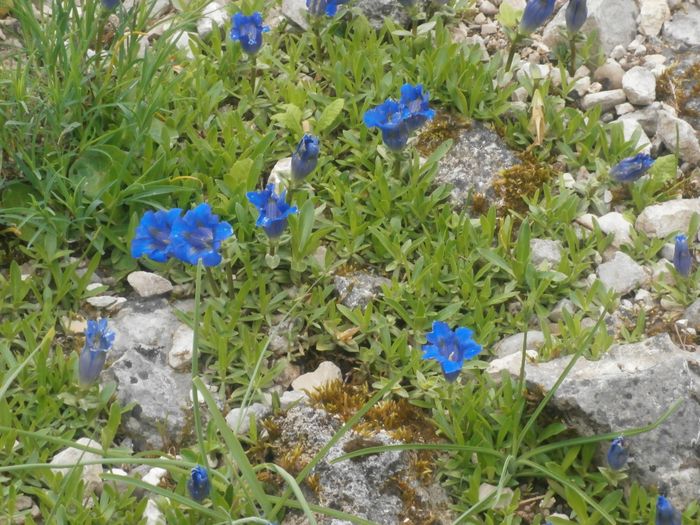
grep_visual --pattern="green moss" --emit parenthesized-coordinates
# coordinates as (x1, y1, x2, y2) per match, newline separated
(414, 111, 471, 157)
(492, 154, 557, 214)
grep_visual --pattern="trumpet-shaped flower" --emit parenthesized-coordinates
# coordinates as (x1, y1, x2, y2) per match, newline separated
(230, 12, 269, 55)
(101, 0, 120, 8)
(170, 203, 233, 267)
(422, 321, 482, 381)
(187, 465, 211, 502)
(520, 0, 556, 33)
(399, 84, 436, 132)
(131, 208, 182, 263)
(364, 99, 411, 151)
(291, 134, 320, 181)
(246, 184, 298, 238)
(673, 234, 692, 277)
(565, 0, 587, 32)
(656, 495, 681, 525)
(79, 319, 115, 385)
(609, 153, 655, 182)
(306, 0, 346, 16)
(606, 436, 628, 470)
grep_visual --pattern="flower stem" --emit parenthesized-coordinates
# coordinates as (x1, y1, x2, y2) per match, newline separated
(191, 261, 207, 466)
(226, 260, 235, 300)
(311, 18, 323, 61)
(568, 34, 577, 77)
(205, 265, 221, 297)
(393, 153, 402, 180)
(250, 59, 258, 95)
(505, 33, 521, 72)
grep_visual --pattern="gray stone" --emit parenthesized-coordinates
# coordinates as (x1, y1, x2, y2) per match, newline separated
(353, 0, 428, 29)
(49, 438, 103, 493)
(542, 0, 639, 54)
(225, 403, 271, 435)
(280, 390, 307, 409)
(169, 31, 194, 60)
(127, 271, 173, 298)
(480, 0, 498, 16)
(597, 212, 634, 247)
(487, 334, 700, 508)
(593, 61, 625, 90)
(657, 111, 700, 164)
(684, 298, 700, 332)
(639, 0, 671, 37)
(86, 295, 127, 311)
(292, 361, 342, 393)
(581, 90, 627, 112)
(622, 66, 656, 106)
(635, 198, 700, 238)
(662, 5, 700, 48)
(196, 1, 228, 39)
(275, 405, 453, 525)
(281, 0, 309, 31)
(596, 251, 648, 295)
(168, 323, 193, 370)
(530, 238, 562, 268)
(493, 331, 545, 358)
(334, 272, 390, 310)
(143, 499, 166, 525)
(549, 298, 576, 322)
(433, 121, 520, 210)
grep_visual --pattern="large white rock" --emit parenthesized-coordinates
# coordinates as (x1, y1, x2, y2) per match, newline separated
(49, 438, 103, 493)
(596, 251, 648, 295)
(581, 90, 627, 112)
(542, 0, 639, 54)
(662, 5, 700, 48)
(292, 361, 342, 394)
(635, 198, 700, 238)
(225, 403, 271, 435)
(529, 238, 562, 268)
(656, 111, 700, 165)
(127, 271, 173, 297)
(622, 66, 656, 106)
(639, 0, 670, 36)
(196, 1, 228, 39)
(596, 212, 634, 247)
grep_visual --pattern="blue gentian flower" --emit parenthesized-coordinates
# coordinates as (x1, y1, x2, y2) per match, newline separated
(422, 321, 482, 381)
(79, 319, 116, 385)
(230, 12, 269, 55)
(399, 84, 436, 132)
(520, 0, 556, 33)
(606, 436, 628, 470)
(170, 203, 233, 267)
(306, 0, 346, 16)
(187, 465, 211, 502)
(609, 153, 655, 182)
(565, 0, 587, 32)
(101, 0, 120, 8)
(656, 495, 681, 525)
(246, 184, 298, 238)
(673, 234, 692, 277)
(131, 209, 182, 263)
(291, 134, 320, 181)
(364, 99, 411, 151)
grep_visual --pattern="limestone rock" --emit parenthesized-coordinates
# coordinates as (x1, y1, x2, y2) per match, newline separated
(581, 90, 627, 112)
(639, 0, 670, 37)
(662, 5, 700, 48)
(487, 334, 700, 508)
(684, 298, 700, 331)
(292, 361, 342, 394)
(49, 438, 103, 493)
(596, 251, 648, 295)
(635, 198, 700, 238)
(614, 119, 651, 155)
(622, 66, 656, 106)
(196, 1, 228, 39)
(127, 271, 173, 298)
(593, 60, 625, 90)
(168, 323, 194, 370)
(596, 211, 634, 247)
(334, 272, 390, 310)
(493, 331, 545, 358)
(657, 111, 700, 165)
(226, 403, 271, 435)
(530, 238, 562, 268)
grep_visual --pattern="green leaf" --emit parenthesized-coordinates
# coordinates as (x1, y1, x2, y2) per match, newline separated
(315, 99, 344, 133)
(647, 154, 676, 181)
(496, 1, 520, 28)
(272, 104, 303, 136)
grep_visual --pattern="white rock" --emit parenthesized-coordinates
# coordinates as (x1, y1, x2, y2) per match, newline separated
(225, 403, 271, 435)
(292, 361, 342, 393)
(573, 76, 591, 97)
(480, 0, 498, 16)
(280, 390, 307, 409)
(479, 483, 514, 510)
(643, 54, 667, 67)
(196, 1, 228, 39)
(127, 271, 173, 297)
(661, 242, 675, 262)
(581, 90, 627, 112)
(493, 331, 545, 358)
(481, 22, 498, 36)
(281, 0, 310, 30)
(86, 283, 104, 292)
(549, 298, 576, 322)
(622, 66, 656, 106)
(615, 118, 651, 154)
(656, 111, 700, 165)
(511, 86, 528, 103)
(49, 438, 103, 493)
(662, 5, 700, 48)
(268, 157, 292, 191)
(530, 238, 562, 268)
(86, 295, 126, 311)
(610, 45, 626, 60)
(635, 198, 700, 238)
(615, 102, 635, 116)
(141, 467, 168, 487)
(170, 31, 194, 60)
(143, 499, 166, 525)
(168, 323, 194, 370)
(596, 251, 649, 295)
(597, 212, 634, 247)
(516, 63, 550, 82)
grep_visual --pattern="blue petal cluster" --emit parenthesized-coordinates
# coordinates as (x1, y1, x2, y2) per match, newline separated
(101, 0, 120, 8)
(520, 0, 556, 33)
(609, 153, 655, 182)
(306, 0, 346, 17)
(131, 205, 233, 267)
(422, 321, 482, 381)
(565, 0, 587, 32)
(187, 465, 211, 502)
(247, 184, 299, 238)
(656, 495, 681, 525)
(291, 134, 320, 181)
(673, 234, 692, 277)
(364, 83, 435, 151)
(131, 209, 182, 263)
(230, 12, 270, 55)
(79, 319, 116, 385)
(606, 436, 628, 470)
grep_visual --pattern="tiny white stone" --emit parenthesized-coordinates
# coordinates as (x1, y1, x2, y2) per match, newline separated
(168, 323, 194, 370)
(292, 361, 342, 394)
(142, 467, 168, 487)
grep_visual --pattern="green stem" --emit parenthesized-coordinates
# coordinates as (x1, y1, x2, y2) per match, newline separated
(505, 33, 521, 72)
(191, 261, 207, 466)
(510, 302, 531, 457)
(393, 153, 402, 180)
(226, 260, 235, 300)
(250, 59, 258, 95)
(568, 34, 577, 77)
(205, 265, 221, 297)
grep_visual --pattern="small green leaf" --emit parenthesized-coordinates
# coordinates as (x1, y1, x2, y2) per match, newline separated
(315, 99, 345, 133)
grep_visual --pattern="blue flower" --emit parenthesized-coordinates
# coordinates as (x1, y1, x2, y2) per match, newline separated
(170, 204, 233, 267)
(606, 436, 628, 470)
(101, 0, 120, 8)
(291, 134, 320, 181)
(246, 184, 298, 238)
(399, 84, 436, 132)
(306, 0, 346, 16)
(364, 99, 411, 151)
(520, 0, 556, 33)
(79, 319, 116, 385)
(187, 465, 211, 502)
(656, 495, 681, 525)
(230, 12, 269, 55)
(422, 321, 482, 381)
(609, 153, 655, 182)
(673, 234, 692, 277)
(131, 209, 182, 263)
(565, 0, 587, 32)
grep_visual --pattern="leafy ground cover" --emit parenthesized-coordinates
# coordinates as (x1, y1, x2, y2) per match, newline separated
(0, 0, 699, 523)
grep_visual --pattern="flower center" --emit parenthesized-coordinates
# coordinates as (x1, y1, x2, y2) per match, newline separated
(186, 225, 214, 250)
(265, 197, 281, 220)
(243, 23, 257, 45)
